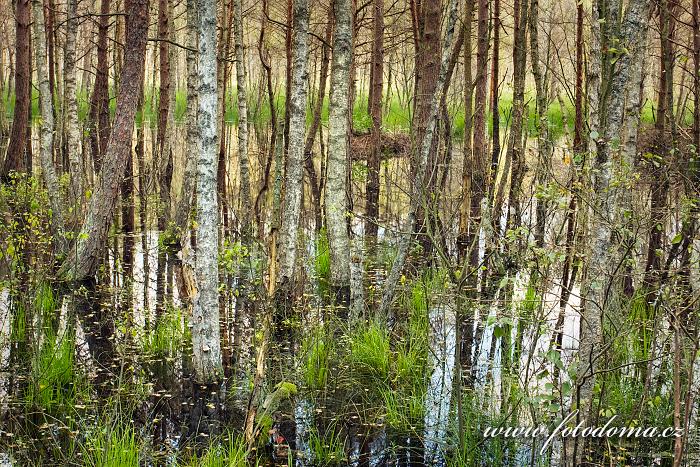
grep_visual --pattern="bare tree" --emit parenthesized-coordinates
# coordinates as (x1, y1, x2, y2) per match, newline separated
(277, 0, 310, 291)
(365, 0, 384, 251)
(61, 0, 150, 282)
(192, 0, 224, 384)
(1, 0, 31, 180)
(32, 0, 66, 253)
(325, 0, 353, 304)
(378, 0, 459, 318)
(234, 0, 252, 238)
(573, 0, 653, 462)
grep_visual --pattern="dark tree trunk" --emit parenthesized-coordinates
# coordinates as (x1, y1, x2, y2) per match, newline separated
(489, 0, 500, 191)
(365, 0, 384, 250)
(155, 0, 173, 318)
(303, 5, 333, 232)
(62, 0, 150, 283)
(412, 0, 442, 259)
(504, 0, 529, 233)
(89, 0, 112, 175)
(457, 0, 475, 263)
(2, 0, 32, 180)
(643, 0, 676, 293)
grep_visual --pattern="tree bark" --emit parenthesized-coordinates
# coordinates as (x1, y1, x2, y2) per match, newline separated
(457, 0, 475, 263)
(2, 0, 32, 179)
(234, 0, 252, 238)
(155, 0, 174, 318)
(63, 0, 83, 205)
(573, 0, 652, 463)
(378, 0, 459, 319)
(505, 0, 529, 232)
(365, 0, 384, 250)
(61, 0, 150, 282)
(489, 0, 500, 191)
(530, 0, 551, 248)
(192, 0, 224, 384)
(302, 7, 333, 233)
(33, 0, 67, 254)
(325, 0, 353, 302)
(277, 0, 310, 288)
(89, 0, 112, 177)
(643, 0, 676, 293)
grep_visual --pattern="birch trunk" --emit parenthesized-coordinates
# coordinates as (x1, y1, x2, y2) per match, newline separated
(33, 0, 67, 254)
(63, 0, 83, 205)
(573, 0, 652, 463)
(234, 0, 252, 238)
(277, 0, 310, 287)
(325, 0, 352, 296)
(192, 0, 224, 384)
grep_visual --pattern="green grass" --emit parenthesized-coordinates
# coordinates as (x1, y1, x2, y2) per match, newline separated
(308, 424, 347, 466)
(142, 307, 188, 358)
(26, 332, 83, 412)
(183, 433, 248, 467)
(346, 322, 390, 383)
(82, 423, 140, 467)
(314, 228, 331, 296)
(300, 326, 334, 390)
(3, 86, 696, 143)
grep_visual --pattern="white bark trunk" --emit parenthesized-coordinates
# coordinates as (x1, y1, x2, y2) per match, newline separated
(574, 0, 651, 463)
(277, 0, 310, 285)
(193, 0, 223, 383)
(325, 0, 352, 288)
(64, 0, 83, 205)
(33, 0, 67, 254)
(234, 0, 252, 237)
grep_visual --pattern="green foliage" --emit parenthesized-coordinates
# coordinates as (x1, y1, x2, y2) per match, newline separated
(346, 322, 390, 383)
(301, 327, 334, 390)
(0, 175, 55, 274)
(82, 424, 140, 467)
(184, 433, 248, 467)
(308, 424, 347, 466)
(143, 307, 188, 358)
(314, 229, 331, 295)
(26, 332, 83, 412)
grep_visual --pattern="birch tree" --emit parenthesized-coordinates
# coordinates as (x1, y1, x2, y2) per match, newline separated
(325, 0, 352, 302)
(192, 0, 224, 383)
(573, 0, 652, 462)
(277, 0, 310, 290)
(32, 0, 66, 253)
(234, 0, 252, 238)
(63, 0, 83, 205)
